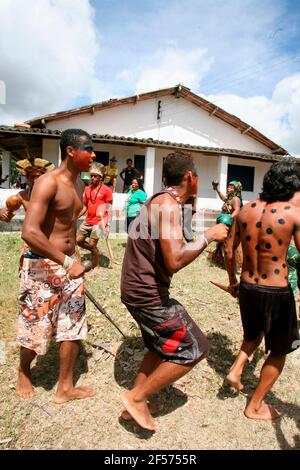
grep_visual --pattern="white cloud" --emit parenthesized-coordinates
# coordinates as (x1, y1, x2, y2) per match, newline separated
(0, 0, 100, 124)
(206, 73, 300, 154)
(135, 47, 214, 93)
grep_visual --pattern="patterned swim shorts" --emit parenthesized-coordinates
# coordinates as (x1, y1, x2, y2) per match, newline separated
(125, 298, 209, 364)
(17, 256, 87, 355)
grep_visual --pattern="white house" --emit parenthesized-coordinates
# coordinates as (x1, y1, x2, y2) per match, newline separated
(0, 84, 296, 219)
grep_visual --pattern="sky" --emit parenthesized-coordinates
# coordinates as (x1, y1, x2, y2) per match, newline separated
(0, 0, 300, 153)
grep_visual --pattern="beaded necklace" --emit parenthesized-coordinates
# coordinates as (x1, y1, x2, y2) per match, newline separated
(165, 187, 181, 206)
(89, 184, 102, 204)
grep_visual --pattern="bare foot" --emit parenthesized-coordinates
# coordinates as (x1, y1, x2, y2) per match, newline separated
(16, 369, 35, 399)
(225, 372, 244, 391)
(244, 401, 280, 420)
(92, 267, 100, 274)
(121, 401, 163, 421)
(121, 392, 157, 431)
(54, 386, 96, 404)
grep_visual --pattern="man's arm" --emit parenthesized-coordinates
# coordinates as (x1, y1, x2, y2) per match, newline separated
(22, 176, 67, 264)
(224, 218, 241, 287)
(119, 168, 126, 181)
(158, 195, 228, 273)
(134, 168, 142, 178)
(78, 205, 87, 219)
(112, 175, 117, 193)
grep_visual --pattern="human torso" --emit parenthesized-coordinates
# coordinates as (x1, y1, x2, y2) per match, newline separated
(238, 198, 298, 286)
(121, 190, 181, 307)
(84, 183, 112, 225)
(124, 167, 136, 185)
(126, 189, 147, 217)
(222, 195, 238, 214)
(41, 173, 84, 256)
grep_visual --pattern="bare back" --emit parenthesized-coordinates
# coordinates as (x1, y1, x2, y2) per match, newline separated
(236, 198, 300, 286)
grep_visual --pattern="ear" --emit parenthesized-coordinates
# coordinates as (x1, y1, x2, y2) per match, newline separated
(66, 145, 74, 158)
(186, 170, 192, 181)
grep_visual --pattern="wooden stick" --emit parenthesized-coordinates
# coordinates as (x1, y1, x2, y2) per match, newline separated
(209, 280, 230, 293)
(100, 217, 114, 260)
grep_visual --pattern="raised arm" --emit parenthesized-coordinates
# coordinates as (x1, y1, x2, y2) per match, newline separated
(212, 182, 227, 202)
(158, 195, 228, 273)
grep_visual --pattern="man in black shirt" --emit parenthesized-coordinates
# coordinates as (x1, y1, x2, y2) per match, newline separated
(120, 158, 142, 193)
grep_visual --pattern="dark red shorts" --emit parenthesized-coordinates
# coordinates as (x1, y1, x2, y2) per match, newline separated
(124, 298, 209, 364)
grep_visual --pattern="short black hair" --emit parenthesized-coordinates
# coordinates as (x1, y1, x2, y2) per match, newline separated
(126, 158, 133, 164)
(133, 177, 144, 192)
(260, 161, 300, 203)
(60, 128, 91, 160)
(163, 151, 196, 186)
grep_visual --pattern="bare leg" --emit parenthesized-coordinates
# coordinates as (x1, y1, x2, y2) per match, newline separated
(122, 351, 205, 431)
(121, 351, 164, 420)
(89, 239, 100, 270)
(244, 353, 285, 420)
(16, 347, 36, 398)
(77, 235, 92, 253)
(226, 334, 263, 391)
(54, 341, 95, 404)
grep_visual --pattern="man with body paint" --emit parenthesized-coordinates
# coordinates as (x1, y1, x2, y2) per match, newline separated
(18, 129, 96, 404)
(226, 161, 300, 420)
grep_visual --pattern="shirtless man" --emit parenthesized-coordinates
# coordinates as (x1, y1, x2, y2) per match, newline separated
(1, 159, 55, 221)
(226, 161, 300, 420)
(18, 128, 96, 403)
(121, 151, 228, 431)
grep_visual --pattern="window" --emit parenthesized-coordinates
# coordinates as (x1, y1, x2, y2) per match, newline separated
(227, 164, 255, 192)
(95, 151, 109, 166)
(134, 154, 145, 179)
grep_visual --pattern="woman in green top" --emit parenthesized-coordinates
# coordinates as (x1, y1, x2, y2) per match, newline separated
(125, 178, 147, 232)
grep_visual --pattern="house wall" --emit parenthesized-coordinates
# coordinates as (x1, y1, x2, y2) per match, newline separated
(46, 96, 272, 154)
(42, 139, 61, 166)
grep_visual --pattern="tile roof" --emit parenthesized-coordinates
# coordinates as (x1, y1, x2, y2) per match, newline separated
(25, 85, 288, 155)
(0, 125, 297, 163)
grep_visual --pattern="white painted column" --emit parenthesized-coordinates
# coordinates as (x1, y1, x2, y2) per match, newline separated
(42, 138, 61, 167)
(1, 150, 11, 188)
(218, 155, 228, 194)
(144, 147, 156, 197)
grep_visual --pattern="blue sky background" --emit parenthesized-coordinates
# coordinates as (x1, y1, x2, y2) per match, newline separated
(0, 0, 300, 153)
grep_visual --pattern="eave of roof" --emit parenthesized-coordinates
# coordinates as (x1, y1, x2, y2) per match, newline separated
(25, 85, 287, 155)
(0, 125, 296, 164)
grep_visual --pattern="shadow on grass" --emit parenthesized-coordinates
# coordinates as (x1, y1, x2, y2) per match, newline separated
(31, 341, 91, 392)
(81, 252, 111, 269)
(113, 336, 188, 438)
(206, 330, 300, 450)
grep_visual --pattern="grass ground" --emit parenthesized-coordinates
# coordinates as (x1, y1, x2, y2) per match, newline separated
(0, 233, 299, 450)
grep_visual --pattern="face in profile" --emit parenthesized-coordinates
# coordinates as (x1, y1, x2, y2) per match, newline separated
(227, 184, 236, 196)
(72, 137, 95, 172)
(187, 172, 198, 199)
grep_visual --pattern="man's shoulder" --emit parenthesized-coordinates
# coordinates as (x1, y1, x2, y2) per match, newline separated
(150, 191, 178, 206)
(290, 191, 300, 207)
(33, 171, 58, 190)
